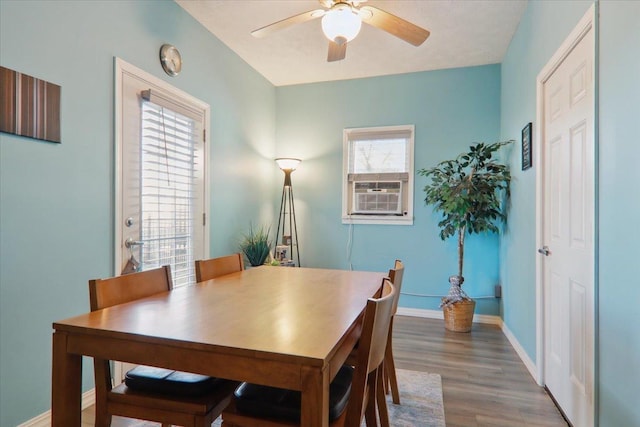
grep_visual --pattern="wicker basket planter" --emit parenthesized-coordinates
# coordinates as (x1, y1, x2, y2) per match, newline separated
(442, 299, 476, 332)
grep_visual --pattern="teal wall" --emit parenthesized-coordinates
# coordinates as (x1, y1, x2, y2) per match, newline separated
(499, 0, 593, 362)
(501, 0, 640, 426)
(598, 1, 640, 425)
(0, 1, 276, 425)
(2, 0, 639, 426)
(275, 65, 502, 314)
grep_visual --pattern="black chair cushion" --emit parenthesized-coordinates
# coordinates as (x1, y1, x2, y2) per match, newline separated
(234, 365, 354, 422)
(124, 365, 223, 397)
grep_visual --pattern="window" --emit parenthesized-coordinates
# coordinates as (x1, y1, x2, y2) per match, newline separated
(139, 91, 204, 286)
(342, 125, 414, 225)
(116, 59, 209, 288)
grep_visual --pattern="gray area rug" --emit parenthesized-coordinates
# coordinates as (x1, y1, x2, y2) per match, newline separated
(383, 369, 446, 427)
(212, 368, 445, 427)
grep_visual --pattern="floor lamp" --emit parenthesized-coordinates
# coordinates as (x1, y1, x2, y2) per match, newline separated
(274, 158, 301, 267)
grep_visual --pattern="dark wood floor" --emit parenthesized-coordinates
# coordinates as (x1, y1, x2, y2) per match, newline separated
(82, 316, 567, 426)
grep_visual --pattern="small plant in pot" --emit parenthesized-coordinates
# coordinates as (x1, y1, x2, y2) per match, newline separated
(240, 224, 271, 267)
(418, 140, 513, 332)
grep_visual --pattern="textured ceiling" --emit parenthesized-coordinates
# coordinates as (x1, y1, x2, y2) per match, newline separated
(176, 0, 528, 87)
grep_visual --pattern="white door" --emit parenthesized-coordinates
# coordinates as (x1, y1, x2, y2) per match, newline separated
(114, 58, 209, 381)
(540, 21, 594, 427)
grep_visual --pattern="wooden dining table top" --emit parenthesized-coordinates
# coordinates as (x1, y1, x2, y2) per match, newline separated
(54, 265, 385, 368)
(52, 266, 386, 427)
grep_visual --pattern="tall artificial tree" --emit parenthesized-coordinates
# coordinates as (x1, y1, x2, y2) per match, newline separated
(419, 140, 513, 306)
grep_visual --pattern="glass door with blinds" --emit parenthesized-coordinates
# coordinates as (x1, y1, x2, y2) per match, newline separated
(137, 92, 204, 287)
(116, 59, 208, 289)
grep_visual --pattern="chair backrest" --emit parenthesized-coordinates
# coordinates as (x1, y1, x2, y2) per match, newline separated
(88, 266, 173, 399)
(388, 259, 405, 316)
(89, 265, 172, 311)
(344, 278, 396, 426)
(195, 253, 244, 282)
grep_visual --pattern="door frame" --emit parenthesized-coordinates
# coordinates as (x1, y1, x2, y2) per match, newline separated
(112, 57, 211, 382)
(534, 0, 596, 408)
(114, 57, 211, 277)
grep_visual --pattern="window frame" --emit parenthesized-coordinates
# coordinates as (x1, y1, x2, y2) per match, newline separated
(114, 58, 210, 283)
(341, 125, 415, 225)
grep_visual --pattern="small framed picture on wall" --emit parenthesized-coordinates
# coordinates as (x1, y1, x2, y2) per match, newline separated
(521, 122, 532, 171)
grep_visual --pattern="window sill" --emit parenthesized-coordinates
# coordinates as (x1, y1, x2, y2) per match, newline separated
(341, 215, 414, 226)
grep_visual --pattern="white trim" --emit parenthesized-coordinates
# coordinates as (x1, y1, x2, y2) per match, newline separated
(114, 57, 124, 277)
(502, 322, 539, 384)
(534, 3, 596, 388)
(397, 307, 443, 319)
(397, 306, 502, 326)
(114, 57, 211, 277)
(341, 124, 415, 225)
(341, 214, 415, 226)
(113, 57, 211, 381)
(17, 388, 95, 427)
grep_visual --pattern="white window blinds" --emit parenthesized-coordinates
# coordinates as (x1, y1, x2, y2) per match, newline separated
(342, 125, 415, 225)
(347, 129, 411, 174)
(139, 94, 204, 287)
(349, 138, 409, 173)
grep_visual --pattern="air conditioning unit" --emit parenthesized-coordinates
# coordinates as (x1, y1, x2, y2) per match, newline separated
(352, 181, 402, 215)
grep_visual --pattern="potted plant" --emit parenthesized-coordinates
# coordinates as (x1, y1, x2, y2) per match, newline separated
(418, 140, 513, 332)
(240, 224, 271, 267)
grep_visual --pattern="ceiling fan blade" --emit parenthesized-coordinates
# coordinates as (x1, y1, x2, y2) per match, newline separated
(360, 5, 430, 46)
(251, 9, 325, 38)
(327, 41, 347, 62)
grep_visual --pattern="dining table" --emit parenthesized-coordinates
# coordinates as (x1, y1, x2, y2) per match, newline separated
(51, 265, 386, 427)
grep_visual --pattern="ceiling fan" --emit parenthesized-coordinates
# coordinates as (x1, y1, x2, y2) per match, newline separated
(251, 0, 430, 62)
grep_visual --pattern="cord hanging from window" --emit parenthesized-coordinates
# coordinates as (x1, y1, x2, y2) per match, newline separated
(159, 106, 171, 187)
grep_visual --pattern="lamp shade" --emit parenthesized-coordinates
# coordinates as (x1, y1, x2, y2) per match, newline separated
(321, 5, 362, 45)
(275, 158, 301, 171)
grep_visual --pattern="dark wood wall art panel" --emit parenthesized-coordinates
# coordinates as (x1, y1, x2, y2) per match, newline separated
(0, 66, 61, 143)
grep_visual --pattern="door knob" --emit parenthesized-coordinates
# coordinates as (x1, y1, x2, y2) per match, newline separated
(125, 238, 144, 249)
(537, 246, 550, 256)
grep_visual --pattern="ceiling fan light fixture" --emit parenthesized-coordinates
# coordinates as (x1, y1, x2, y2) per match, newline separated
(321, 5, 362, 44)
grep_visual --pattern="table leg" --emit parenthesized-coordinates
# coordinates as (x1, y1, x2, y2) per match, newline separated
(301, 365, 330, 427)
(52, 331, 82, 427)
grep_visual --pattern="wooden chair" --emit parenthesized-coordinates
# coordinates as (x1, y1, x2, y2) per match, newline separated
(345, 260, 404, 409)
(195, 253, 244, 282)
(89, 266, 239, 427)
(383, 260, 405, 405)
(220, 278, 396, 427)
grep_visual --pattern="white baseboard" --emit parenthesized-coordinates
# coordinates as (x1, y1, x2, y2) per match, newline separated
(17, 388, 95, 427)
(397, 306, 444, 319)
(397, 306, 503, 326)
(501, 322, 539, 383)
